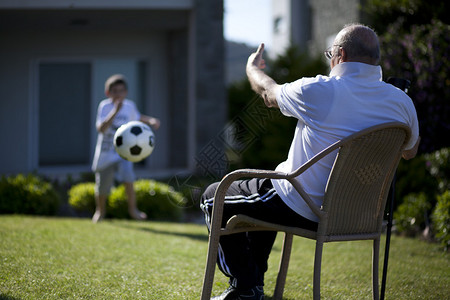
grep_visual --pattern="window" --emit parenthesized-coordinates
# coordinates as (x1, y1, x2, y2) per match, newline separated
(38, 63, 91, 166)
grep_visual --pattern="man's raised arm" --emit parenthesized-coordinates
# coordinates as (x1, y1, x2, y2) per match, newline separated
(246, 43, 281, 108)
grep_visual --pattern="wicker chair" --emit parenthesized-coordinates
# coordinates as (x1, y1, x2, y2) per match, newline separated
(200, 122, 411, 300)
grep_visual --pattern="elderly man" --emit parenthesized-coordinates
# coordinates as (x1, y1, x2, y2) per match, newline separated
(201, 23, 419, 300)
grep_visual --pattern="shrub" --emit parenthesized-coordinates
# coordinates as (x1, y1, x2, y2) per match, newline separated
(432, 190, 450, 251)
(393, 152, 440, 236)
(109, 179, 186, 221)
(394, 193, 430, 236)
(380, 19, 450, 153)
(68, 180, 186, 221)
(395, 155, 438, 208)
(393, 148, 449, 242)
(0, 174, 60, 215)
(68, 182, 96, 214)
(364, 0, 450, 153)
(107, 185, 129, 219)
(425, 148, 450, 193)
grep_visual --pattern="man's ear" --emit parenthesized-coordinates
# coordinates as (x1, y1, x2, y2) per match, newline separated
(105, 90, 110, 97)
(339, 47, 347, 63)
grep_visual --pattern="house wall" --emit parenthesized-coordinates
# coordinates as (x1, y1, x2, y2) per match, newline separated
(0, 0, 226, 179)
(270, 0, 362, 57)
(309, 0, 361, 53)
(191, 0, 227, 177)
(0, 29, 169, 174)
(0, 39, 30, 173)
(271, 0, 311, 58)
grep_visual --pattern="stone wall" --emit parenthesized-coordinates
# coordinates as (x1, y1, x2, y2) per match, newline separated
(309, 0, 362, 53)
(194, 0, 227, 175)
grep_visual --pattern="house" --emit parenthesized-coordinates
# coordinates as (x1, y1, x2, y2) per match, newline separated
(0, 0, 226, 180)
(270, 0, 363, 58)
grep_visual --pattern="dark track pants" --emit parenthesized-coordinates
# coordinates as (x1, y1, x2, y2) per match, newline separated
(200, 178, 318, 289)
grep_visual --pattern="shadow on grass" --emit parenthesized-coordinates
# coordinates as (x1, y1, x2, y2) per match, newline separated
(0, 295, 21, 300)
(111, 222, 209, 242)
(112, 222, 298, 300)
(113, 223, 287, 249)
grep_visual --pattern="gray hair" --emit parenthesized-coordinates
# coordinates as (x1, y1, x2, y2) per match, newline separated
(336, 23, 380, 65)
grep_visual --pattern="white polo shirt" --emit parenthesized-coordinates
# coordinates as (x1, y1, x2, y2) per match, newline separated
(272, 62, 419, 222)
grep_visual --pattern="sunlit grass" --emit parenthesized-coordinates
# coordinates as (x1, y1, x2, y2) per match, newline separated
(0, 215, 448, 299)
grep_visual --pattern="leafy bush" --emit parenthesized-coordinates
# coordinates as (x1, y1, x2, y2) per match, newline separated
(68, 182, 96, 214)
(364, 1, 450, 153)
(109, 180, 186, 221)
(394, 193, 431, 236)
(107, 185, 129, 219)
(363, 0, 449, 34)
(425, 148, 450, 193)
(68, 180, 186, 221)
(432, 190, 450, 251)
(394, 148, 450, 243)
(0, 174, 60, 215)
(379, 19, 450, 153)
(395, 155, 438, 209)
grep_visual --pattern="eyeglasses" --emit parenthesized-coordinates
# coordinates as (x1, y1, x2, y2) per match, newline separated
(324, 45, 341, 60)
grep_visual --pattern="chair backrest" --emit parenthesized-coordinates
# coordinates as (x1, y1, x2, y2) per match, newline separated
(321, 123, 411, 238)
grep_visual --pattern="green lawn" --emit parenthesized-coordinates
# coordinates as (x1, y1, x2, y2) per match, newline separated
(0, 216, 448, 299)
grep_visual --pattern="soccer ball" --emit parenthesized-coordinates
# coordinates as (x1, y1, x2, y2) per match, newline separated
(114, 121, 155, 162)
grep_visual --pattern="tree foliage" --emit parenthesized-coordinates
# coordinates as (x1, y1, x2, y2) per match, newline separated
(363, 0, 450, 33)
(364, 1, 450, 244)
(364, 0, 450, 153)
(380, 19, 450, 153)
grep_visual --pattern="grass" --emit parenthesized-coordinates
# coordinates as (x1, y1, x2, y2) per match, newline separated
(0, 215, 448, 299)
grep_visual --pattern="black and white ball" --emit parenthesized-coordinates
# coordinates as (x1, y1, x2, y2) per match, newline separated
(114, 121, 155, 162)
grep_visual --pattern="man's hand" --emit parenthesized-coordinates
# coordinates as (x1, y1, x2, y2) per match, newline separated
(247, 43, 266, 70)
(246, 43, 280, 108)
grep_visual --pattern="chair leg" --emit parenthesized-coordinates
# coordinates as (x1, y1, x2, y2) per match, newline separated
(201, 234, 221, 300)
(273, 233, 293, 300)
(372, 238, 380, 300)
(313, 240, 324, 300)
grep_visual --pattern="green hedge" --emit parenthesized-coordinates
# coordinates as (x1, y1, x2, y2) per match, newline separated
(425, 148, 449, 194)
(0, 174, 60, 215)
(394, 193, 431, 237)
(394, 148, 449, 247)
(67, 182, 96, 214)
(432, 190, 450, 251)
(68, 179, 186, 221)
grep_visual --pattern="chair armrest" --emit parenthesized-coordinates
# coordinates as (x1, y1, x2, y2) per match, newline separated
(227, 168, 326, 219)
(209, 169, 290, 235)
(209, 168, 324, 234)
(225, 168, 290, 180)
(288, 178, 324, 219)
